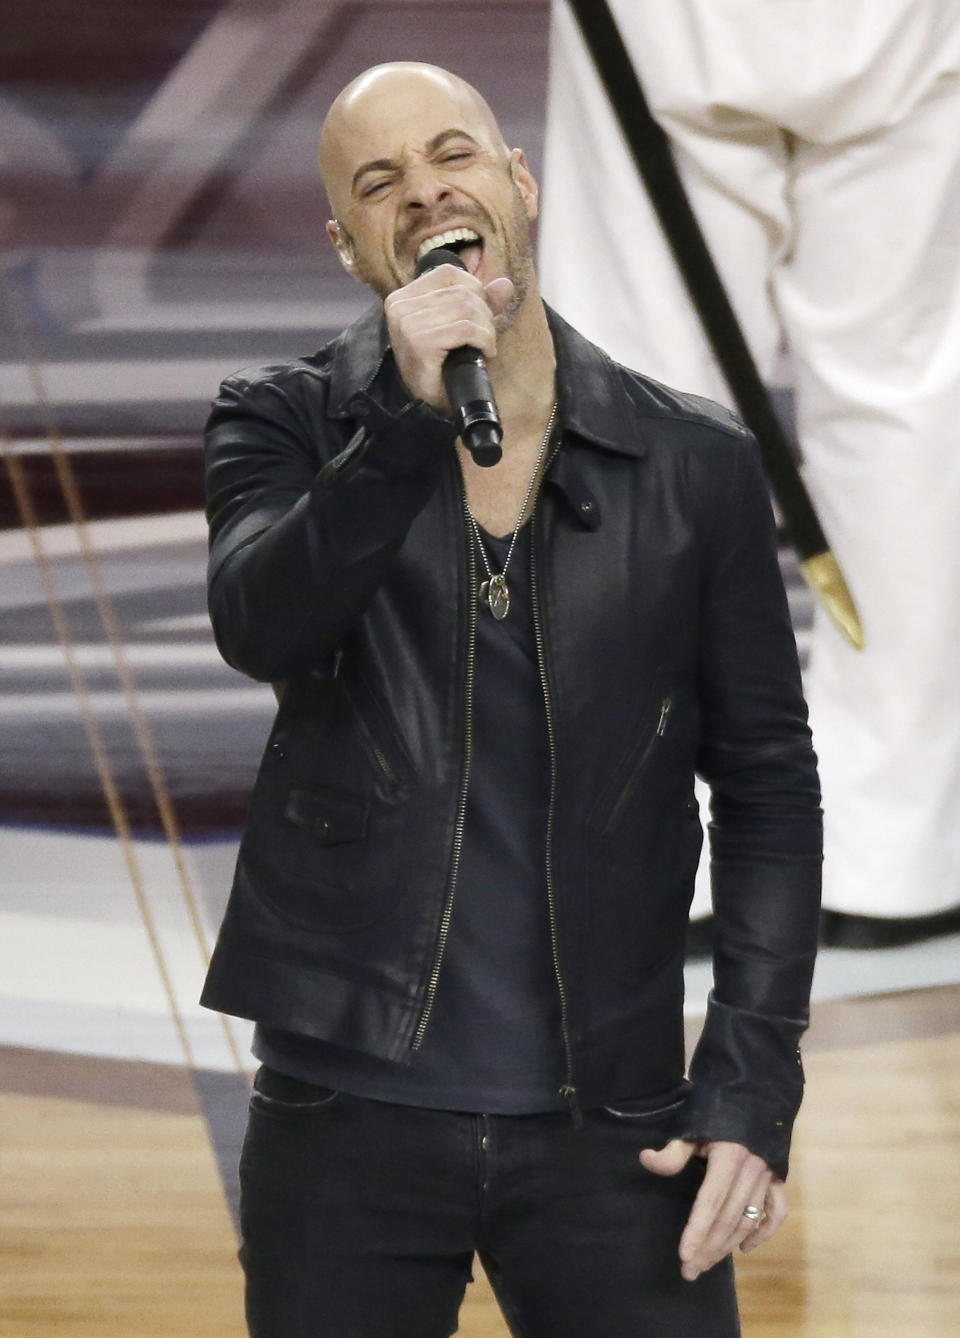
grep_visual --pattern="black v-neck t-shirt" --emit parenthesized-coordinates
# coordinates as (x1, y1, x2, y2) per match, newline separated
(254, 524, 566, 1112)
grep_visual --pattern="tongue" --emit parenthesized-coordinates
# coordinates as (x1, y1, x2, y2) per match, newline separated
(460, 243, 483, 276)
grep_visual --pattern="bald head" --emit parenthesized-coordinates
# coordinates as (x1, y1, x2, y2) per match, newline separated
(316, 61, 540, 310)
(319, 63, 508, 217)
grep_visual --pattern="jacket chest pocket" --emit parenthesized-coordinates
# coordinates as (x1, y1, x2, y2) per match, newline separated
(587, 688, 683, 843)
(598, 695, 675, 839)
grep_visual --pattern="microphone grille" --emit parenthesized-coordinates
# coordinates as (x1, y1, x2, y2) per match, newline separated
(414, 246, 466, 278)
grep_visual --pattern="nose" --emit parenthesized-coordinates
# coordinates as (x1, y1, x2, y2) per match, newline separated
(400, 160, 452, 211)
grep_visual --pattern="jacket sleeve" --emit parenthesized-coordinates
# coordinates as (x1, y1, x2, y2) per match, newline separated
(682, 430, 823, 1180)
(204, 368, 457, 682)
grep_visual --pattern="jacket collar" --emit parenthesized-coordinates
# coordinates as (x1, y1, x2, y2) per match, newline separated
(327, 298, 647, 460)
(545, 306, 647, 459)
(327, 300, 391, 415)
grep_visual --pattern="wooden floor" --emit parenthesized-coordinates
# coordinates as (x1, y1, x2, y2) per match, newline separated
(2, 986, 958, 1337)
(0, 1090, 245, 1337)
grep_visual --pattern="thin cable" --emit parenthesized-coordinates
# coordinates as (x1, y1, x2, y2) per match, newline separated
(1, 430, 196, 1068)
(3, 277, 247, 1077)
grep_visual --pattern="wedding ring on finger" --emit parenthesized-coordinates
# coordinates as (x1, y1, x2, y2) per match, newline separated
(742, 1204, 765, 1226)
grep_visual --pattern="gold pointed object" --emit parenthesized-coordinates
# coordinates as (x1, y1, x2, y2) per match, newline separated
(799, 550, 865, 650)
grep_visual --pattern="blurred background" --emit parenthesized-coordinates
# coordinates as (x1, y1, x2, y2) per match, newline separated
(1, 3, 958, 1336)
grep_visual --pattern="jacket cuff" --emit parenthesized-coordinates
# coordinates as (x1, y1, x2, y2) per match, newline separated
(682, 992, 807, 1180)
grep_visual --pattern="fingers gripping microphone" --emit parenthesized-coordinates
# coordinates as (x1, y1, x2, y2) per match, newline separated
(414, 247, 503, 467)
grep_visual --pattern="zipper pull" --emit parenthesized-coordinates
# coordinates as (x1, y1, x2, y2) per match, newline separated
(656, 696, 673, 737)
(559, 1084, 584, 1130)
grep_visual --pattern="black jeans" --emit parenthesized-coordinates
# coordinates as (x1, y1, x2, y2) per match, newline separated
(239, 1067, 741, 1338)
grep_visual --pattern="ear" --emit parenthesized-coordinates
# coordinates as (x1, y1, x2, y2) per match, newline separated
(509, 149, 539, 221)
(326, 219, 358, 274)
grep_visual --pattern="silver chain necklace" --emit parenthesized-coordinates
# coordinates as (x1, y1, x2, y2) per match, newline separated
(465, 402, 558, 621)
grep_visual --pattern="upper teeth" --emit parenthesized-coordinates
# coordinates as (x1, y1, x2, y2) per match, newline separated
(416, 228, 481, 261)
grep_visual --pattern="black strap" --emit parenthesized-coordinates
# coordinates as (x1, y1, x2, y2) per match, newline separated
(564, 0, 827, 561)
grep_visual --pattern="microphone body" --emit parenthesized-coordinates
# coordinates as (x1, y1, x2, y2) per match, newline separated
(414, 247, 503, 467)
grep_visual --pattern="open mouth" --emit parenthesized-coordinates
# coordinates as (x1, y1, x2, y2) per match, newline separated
(415, 227, 484, 274)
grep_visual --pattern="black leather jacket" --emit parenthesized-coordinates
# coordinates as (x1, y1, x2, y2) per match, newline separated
(200, 303, 822, 1177)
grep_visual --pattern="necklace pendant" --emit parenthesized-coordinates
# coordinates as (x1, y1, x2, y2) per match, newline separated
(479, 575, 511, 620)
(467, 399, 555, 627)
(485, 573, 511, 620)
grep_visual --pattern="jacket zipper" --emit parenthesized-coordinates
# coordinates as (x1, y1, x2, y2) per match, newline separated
(339, 678, 399, 789)
(411, 483, 478, 1050)
(602, 694, 674, 835)
(530, 507, 581, 1127)
(360, 724, 398, 788)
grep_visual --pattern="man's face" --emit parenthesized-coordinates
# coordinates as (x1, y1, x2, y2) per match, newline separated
(322, 71, 539, 320)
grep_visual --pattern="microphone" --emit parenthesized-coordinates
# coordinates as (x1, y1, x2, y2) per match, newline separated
(414, 246, 503, 467)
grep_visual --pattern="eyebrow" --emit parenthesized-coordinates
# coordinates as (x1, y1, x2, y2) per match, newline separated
(351, 129, 482, 194)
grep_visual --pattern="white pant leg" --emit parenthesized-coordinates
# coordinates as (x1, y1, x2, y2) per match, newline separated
(777, 71, 960, 916)
(539, 0, 790, 401)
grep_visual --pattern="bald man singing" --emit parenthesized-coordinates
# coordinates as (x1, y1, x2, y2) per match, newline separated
(201, 63, 822, 1338)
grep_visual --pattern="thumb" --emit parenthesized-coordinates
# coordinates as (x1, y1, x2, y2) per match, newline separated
(639, 1138, 697, 1177)
(484, 275, 515, 316)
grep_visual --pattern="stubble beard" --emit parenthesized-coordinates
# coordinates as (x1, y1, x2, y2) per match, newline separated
(491, 183, 537, 334)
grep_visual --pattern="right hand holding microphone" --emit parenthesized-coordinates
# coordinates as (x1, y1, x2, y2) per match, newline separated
(384, 256, 514, 446)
